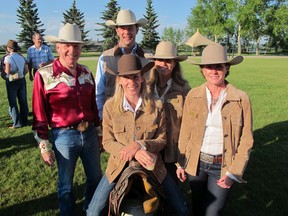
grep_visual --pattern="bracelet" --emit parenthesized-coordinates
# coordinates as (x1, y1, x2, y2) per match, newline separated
(95, 126, 102, 137)
(38, 140, 53, 154)
(175, 162, 184, 169)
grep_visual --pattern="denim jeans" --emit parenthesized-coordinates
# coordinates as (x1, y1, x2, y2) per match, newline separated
(52, 124, 102, 216)
(162, 172, 189, 216)
(5, 78, 28, 127)
(86, 173, 115, 216)
(187, 160, 232, 216)
(86, 172, 189, 216)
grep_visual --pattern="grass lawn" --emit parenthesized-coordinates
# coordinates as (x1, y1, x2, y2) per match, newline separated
(0, 56, 287, 215)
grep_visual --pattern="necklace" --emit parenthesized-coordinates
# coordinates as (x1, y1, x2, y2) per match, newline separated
(211, 97, 219, 106)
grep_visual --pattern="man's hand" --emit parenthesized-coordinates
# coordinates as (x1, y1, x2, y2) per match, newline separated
(41, 150, 55, 167)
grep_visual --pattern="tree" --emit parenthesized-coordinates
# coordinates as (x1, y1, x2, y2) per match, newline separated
(140, 0, 160, 51)
(186, 0, 237, 43)
(16, 0, 45, 49)
(63, 0, 89, 41)
(96, 0, 120, 50)
(264, 3, 288, 52)
(161, 27, 185, 45)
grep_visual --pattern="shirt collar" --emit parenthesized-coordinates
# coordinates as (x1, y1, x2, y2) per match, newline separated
(123, 96, 142, 114)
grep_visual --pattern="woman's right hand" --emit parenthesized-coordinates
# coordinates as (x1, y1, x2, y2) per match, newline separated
(176, 167, 187, 182)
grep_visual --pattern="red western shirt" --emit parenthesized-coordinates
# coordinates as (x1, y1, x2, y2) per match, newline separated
(32, 58, 100, 140)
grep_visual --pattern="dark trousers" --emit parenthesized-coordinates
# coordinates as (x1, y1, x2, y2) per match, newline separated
(187, 161, 232, 216)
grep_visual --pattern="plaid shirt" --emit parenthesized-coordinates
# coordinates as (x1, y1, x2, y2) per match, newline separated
(26, 44, 54, 69)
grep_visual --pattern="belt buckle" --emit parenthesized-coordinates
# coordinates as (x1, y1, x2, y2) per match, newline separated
(77, 121, 89, 132)
(200, 153, 214, 164)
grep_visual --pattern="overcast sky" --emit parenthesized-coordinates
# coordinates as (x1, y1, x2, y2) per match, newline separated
(0, 0, 196, 45)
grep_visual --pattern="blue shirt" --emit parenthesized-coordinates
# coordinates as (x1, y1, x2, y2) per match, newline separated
(95, 43, 139, 120)
(26, 44, 54, 69)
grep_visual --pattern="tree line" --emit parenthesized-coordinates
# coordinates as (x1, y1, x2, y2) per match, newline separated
(16, 0, 288, 55)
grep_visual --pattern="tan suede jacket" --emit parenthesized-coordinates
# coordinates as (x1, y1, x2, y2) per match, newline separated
(103, 98, 167, 184)
(178, 82, 254, 183)
(153, 81, 191, 163)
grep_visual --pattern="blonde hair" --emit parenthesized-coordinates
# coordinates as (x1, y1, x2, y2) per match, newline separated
(113, 75, 155, 114)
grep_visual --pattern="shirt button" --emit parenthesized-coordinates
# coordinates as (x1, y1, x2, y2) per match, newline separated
(136, 126, 141, 130)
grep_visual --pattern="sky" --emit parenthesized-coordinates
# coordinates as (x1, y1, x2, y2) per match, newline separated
(0, 0, 197, 45)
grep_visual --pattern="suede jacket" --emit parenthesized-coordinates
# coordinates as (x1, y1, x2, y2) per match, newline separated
(153, 81, 191, 163)
(178, 82, 254, 183)
(103, 98, 167, 184)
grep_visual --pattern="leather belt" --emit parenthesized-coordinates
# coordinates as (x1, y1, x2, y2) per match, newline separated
(66, 121, 90, 132)
(200, 152, 222, 164)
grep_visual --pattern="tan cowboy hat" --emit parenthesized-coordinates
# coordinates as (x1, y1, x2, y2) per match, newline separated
(106, 54, 154, 76)
(191, 43, 243, 65)
(145, 41, 188, 62)
(45, 23, 89, 44)
(5, 40, 21, 51)
(106, 9, 147, 28)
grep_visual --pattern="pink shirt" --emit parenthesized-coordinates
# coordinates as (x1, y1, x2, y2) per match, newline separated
(32, 58, 100, 140)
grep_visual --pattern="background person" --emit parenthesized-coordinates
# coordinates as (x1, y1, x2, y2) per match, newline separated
(177, 43, 254, 216)
(146, 41, 191, 183)
(32, 23, 102, 216)
(87, 54, 188, 216)
(95, 9, 149, 120)
(26, 32, 54, 81)
(4, 39, 29, 128)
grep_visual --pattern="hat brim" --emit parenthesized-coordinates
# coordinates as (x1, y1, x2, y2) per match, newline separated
(145, 53, 188, 62)
(190, 56, 243, 66)
(106, 61, 154, 76)
(45, 35, 90, 44)
(106, 18, 147, 28)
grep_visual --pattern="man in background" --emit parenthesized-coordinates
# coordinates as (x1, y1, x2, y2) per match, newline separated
(26, 32, 54, 81)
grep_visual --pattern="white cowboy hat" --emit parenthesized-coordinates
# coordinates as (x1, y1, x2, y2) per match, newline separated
(191, 43, 243, 66)
(106, 9, 147, 28)
(45, 23, 89, 44)
(145, 41, 188, 62)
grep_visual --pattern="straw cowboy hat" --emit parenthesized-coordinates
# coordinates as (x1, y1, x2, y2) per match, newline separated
(45, 23, 88, 44)
(106, 54, 154, 76)
(106, 9, 147, 28)
(191, 43, 243, 66)
(145, 41, 188, 62)
(5, 40, 21, 51)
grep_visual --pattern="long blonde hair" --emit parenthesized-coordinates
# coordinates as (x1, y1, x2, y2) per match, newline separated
(113, 75, 155, 114)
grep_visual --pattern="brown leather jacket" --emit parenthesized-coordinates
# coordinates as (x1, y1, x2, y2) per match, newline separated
(103, 98, 167, 184)
(178, 82, 254, 183)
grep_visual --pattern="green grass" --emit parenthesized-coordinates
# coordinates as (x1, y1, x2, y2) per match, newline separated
(0, 56, 288, 215)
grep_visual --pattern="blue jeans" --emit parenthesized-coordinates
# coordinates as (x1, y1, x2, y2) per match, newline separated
(86, 173, 115, 216)
(86, 172, 189, 216)
(52, 124, 102, 216)
(162, 172, 189, 216)
(5, 78, 28, 127)
(187, 161, 232, 216)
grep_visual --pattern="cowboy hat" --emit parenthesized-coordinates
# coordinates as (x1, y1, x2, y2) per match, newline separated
(106, 9, 147, 28)
(45, 23, 89, 44)
(145, 41, 188, 62)
(106, 54, 154, 76)
(5, 40, 21, 51)
(191, 43, 243, 65)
